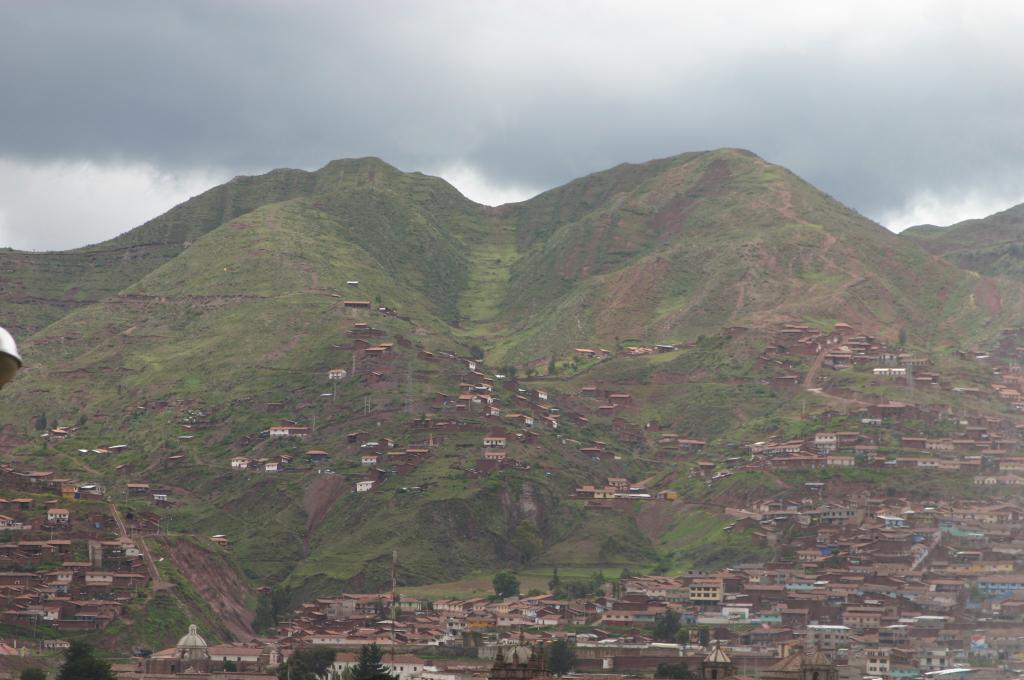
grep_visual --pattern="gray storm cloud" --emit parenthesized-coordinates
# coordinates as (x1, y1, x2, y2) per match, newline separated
(2, 0, 1024, 249)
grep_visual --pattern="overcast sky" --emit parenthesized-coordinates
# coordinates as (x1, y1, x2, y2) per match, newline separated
(2, 0, 1024, 250)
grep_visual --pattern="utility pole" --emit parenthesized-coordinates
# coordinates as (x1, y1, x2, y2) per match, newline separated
(391, 549, 398, 666)
(405, 357, 414, 413)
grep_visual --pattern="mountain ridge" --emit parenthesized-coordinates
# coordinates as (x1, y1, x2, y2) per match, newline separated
(903, 201, 1024, 280)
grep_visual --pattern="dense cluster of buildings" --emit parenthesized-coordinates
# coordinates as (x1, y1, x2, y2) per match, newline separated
(0, 466, 149, 634)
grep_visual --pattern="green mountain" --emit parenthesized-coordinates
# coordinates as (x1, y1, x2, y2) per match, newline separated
(1, 148, 1023, 647)
(902, 203, 1024, 279)
(0, 166, 335, 337)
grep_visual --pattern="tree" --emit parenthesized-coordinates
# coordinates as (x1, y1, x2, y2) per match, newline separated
(562, 572, 605, 599)
(492, 571, 520, 598)
(546, 640, 576, 676)
(21, 670, 46, 680)
(350, 643, 397, 680)
(655, 663, 692, 679)
(898, 328, 908, 347)
(57, 642, 116, 680)
(277, 646, 336, 680)
(698, 626, 711, 647)
(253, 587, 290, 632)
(548, 566, 561, 593)
(223, 660, 237, 672)
(652, 607, 681, 642)
(547, 358, 558, 375)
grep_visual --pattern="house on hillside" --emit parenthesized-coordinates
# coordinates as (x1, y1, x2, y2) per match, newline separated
(508, 414, 534, 427)
(814, 433, 838, 453)
(356, 480, 375, 493)
(269, 425, 310, 438)
(483, 430, 508, 448)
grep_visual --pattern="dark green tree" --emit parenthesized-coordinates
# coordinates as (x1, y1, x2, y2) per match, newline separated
(253, 587, 290, 632)
(277, 646, 336, 680)
(57, 642, 116, 680)
(547, 358, 558, 375)
(898, 328, 908, 347)
(652, 608, 681, 642)
(655, 663, 693, 679)
(492, 571, 520, 598)
(351, 643, 397, 680)
(20, 670, 46, 680)
(548, 566, 561, 593)
(223, 660, 237, 672)
(698, 626, 711, 647)
(546, 640, 576, 676)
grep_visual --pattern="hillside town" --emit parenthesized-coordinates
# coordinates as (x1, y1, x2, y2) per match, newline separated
(4, 312, 1024, 680)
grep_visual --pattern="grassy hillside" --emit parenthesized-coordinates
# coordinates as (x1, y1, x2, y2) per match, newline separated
(490, 149, 1024, 361)
(0, 167, 322, 337)
(2, 149, 1024, 643)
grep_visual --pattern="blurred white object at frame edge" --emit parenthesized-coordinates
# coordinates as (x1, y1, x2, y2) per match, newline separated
(0, 326, 22, 390)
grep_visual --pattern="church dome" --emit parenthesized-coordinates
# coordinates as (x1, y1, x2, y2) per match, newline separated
(177, 624, 208, 653)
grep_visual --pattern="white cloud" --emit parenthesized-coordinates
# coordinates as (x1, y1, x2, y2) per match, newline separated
(433, 163, 540, 207)
(0, 159, 226, 251)
(879, 187, 1024, 232)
